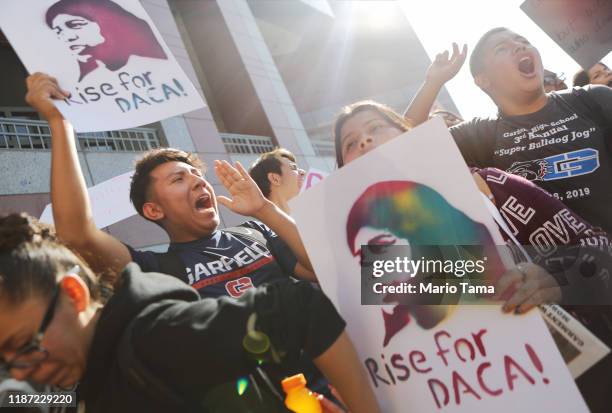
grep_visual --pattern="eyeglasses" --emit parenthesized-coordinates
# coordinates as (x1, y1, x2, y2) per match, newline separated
(0, 265, 79, 373)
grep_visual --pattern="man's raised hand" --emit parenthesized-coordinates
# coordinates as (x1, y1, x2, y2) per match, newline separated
(425, 43, 467, 86)
(214, 159, 268, 218)
(25, 73, 70, 121)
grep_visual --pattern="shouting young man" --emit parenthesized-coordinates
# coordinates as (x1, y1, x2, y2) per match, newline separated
(451, 28, 612, 234)
(25, 73, 314, 299)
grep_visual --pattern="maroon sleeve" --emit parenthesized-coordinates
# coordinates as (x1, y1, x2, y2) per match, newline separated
(476, 168, 612, 304)
(475, 167, 611, 249)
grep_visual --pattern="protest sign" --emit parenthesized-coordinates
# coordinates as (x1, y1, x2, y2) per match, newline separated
(521, 0, 612, 69)
(299, 168, 329, 194)
(40, 170, 135, 228)
(0, 0, 205, 132)
(290, 118, 588, 412)
(541, 304, 610, 379)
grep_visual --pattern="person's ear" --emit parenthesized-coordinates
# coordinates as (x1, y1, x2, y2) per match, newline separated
(267, 172, 281, 187)
(142, 201, 165, 222)
(474, 73, 490, 91)
(60, 274, 90, 313)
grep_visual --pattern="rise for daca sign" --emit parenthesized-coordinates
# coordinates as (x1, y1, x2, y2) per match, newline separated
(521, 0, 612, 69)
(0, 0, 205, 132)
(290, 118, 588, 412)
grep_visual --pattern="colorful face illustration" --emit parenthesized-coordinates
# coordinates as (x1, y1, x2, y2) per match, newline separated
(346, 181, 498, 346)
(51, 14, 105, 62)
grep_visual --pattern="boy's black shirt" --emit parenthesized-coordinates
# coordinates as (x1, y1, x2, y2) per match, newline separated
(450, 85, 612, 234)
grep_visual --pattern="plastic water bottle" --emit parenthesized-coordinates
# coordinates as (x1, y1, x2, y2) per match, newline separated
(282, 373, 322, 413)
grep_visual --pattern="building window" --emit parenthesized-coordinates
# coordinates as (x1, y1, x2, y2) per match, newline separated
(220, 133, 274, 154)
(0, 117, 161, 152)
(311, 139, 335, 158)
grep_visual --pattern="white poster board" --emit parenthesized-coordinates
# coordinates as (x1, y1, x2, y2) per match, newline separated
(541, 304, 610, 379)
(290, 118, 588, 412)
(521, 0, 612, 69)
(40, 170, 135, 229)
(299, 168, 329, 194)
(0, 0, 205, 132)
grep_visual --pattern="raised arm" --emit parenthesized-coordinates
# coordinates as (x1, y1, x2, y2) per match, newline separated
(314, 332, 381, 413)
(403, 43, 467, 125)
(25, 73, 131, 280)
(214, 159, 314, 272)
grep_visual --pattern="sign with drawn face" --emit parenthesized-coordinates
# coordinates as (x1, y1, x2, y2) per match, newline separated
(290, 118, 588, 412)
(0, 0, 205, 132)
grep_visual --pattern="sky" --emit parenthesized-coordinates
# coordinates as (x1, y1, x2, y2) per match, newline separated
(398, 0, 612, 119)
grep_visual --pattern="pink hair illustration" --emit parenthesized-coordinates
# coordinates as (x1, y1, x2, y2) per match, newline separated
(46, 0, 167, 81)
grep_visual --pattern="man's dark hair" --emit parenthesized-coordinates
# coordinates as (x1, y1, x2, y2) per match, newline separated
(573, 69, 590, 87)
(469, 27, 510, 78)
(129, 148, 204, 221)
(249, 148, 296, 198)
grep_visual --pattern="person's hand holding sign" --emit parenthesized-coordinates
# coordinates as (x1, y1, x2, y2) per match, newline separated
(25, 73, 70, 122)
(493, 262, 562, 314)
(317, 387, 349, 413)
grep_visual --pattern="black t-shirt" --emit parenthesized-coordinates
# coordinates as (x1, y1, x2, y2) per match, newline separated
(79, 263, 345, 413)
(128, 221, 297, 298)
(450, 85, 612, 234)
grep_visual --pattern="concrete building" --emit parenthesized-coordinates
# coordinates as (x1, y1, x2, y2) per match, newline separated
(0, 0, 458, 251)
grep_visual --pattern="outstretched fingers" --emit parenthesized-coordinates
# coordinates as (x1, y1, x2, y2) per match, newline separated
(214, 160, 244, 188)
(234, 161, 251, 180)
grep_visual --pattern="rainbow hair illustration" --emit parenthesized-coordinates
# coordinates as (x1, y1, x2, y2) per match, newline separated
(346, 181, 503, 347)
(347, 181, 490, 255)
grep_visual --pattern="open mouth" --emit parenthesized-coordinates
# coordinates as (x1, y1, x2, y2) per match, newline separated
(518, 56, 536, 76)
(194, 194, 212, 211)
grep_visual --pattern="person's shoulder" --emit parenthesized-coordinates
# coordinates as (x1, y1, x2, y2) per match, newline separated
(553, 85, 612, 101)
(582, 84, 612, 101)
(125, 244, 164, 272)
(119, 262, 192, 292)
(450, 116, 498, 135)
(450, 117, 499, 154)
(233, 220, 276, 237)
(551, 86, 612, 123)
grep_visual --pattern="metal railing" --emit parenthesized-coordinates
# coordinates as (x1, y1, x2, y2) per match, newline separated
(0, 117, 161, 152)
(220, 133, 275, 154)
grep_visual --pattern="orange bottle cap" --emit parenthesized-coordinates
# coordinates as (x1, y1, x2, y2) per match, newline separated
(282, 373, 307, 393)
